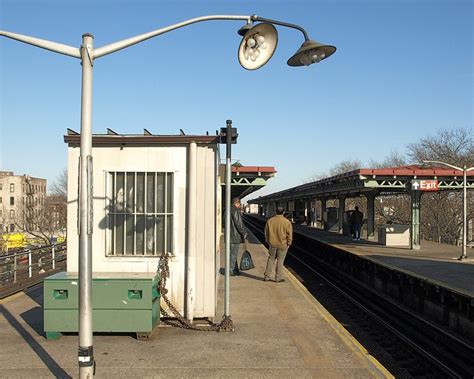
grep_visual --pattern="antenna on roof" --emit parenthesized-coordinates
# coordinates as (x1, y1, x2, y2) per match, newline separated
(206, 131, 209, 135)
(144, 128, 152, 135)
(67, 128, 79, 135)
(179, 129, 186, 135)
(107, 128, 119, 135)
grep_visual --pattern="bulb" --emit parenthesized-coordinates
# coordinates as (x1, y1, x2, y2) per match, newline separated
(319, 50, 326, 60)
(256, 35, 265, 45)
(260, 42, 268, 50)
(247, 37, 256, 48)
(300, 53, 311, 66)
(311, 53, 321, 63)
(253, 49, 261, 58)
(250, 54, 257, 62)
(244, 47, 250, 60)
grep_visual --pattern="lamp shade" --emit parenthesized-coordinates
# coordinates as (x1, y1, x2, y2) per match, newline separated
(287, 40, 336, 67)
(238, 23, 278, 70)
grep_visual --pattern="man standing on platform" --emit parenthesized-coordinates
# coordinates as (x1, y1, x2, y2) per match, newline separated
(264, 207, 293, 282)
(230, 197, 247, 276)
(351, 206, 364, 240)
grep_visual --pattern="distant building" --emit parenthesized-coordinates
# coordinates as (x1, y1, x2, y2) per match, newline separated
(0, 171, 47, 233)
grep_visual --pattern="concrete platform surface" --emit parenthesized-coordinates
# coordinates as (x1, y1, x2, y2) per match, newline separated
(291, 223, 474, 297)
(0, 236, 391, 378)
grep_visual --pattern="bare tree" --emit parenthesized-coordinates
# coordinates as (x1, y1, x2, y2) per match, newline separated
(50, 168, 67, 197)
(369, 150, 406, 168)
(407, 127, 474, 166)
(407, 127, 473, 244)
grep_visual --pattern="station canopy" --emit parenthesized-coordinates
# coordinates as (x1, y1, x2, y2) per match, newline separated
(249, 165, 474, 203)
(220, 165, 277, 199)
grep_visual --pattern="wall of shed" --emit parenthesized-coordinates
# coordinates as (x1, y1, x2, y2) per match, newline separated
(66, 144, 217, 318)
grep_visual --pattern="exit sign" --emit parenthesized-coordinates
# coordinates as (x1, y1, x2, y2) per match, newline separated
(411, 179, 439, 191)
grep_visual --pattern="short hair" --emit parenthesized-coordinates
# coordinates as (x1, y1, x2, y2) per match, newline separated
(232, 197, 241, 205)
(276, 206, 284, 215)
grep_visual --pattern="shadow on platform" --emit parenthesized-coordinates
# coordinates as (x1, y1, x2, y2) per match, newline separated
(0, 304, 71, 378)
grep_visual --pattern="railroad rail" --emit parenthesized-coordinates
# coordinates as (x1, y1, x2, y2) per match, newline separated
(0, 243, 67, 299)
(244, 214, 474, 378)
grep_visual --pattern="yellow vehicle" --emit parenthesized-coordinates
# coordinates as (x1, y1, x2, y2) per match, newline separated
(2, 233, 28, 250)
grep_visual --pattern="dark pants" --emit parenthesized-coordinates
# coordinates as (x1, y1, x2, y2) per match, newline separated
(353, 223, 361, 240)
(230, 243, 240, 273)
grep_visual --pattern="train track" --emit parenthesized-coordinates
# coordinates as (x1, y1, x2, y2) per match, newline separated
(243, 215, 474, 378)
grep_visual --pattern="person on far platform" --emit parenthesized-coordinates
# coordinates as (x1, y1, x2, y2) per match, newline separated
(351, 205, 364, 241)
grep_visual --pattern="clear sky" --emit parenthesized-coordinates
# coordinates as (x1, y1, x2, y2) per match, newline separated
(0, 0, 472, 199)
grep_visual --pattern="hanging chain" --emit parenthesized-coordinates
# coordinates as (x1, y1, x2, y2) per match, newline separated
(157, 251, 234, 332)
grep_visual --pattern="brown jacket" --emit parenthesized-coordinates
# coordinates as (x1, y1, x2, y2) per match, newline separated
(265, 214, 293, 248)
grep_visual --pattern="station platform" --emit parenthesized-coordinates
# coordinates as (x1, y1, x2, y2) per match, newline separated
(0, 235, 391, 378)
(291, 223, 474, 298)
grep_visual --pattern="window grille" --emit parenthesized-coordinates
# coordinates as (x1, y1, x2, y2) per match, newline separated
(107, 172, 173, 256)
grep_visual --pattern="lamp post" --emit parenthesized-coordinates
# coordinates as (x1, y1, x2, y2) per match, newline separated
(1, 14, 335, 378)
(423, 160, 474, 260)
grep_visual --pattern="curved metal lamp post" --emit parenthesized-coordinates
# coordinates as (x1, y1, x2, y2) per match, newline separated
(1, 14, 336, 378)
(423, 160, 474, 260)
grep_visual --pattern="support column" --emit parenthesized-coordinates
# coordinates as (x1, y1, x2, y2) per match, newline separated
(411, 190, 422, 250)
(366, 191, 377, 240)
(321, 198, 327, 230)
(338, 195, 346, 234)
(306, 200, 312, 225)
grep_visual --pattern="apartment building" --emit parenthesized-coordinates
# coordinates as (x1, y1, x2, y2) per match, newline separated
(0, 171, 47, 233)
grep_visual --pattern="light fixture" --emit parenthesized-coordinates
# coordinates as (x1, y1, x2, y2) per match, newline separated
(287, 39, 336, 67)
(237, 23, 253, 36)
(238, 22, 278, 70)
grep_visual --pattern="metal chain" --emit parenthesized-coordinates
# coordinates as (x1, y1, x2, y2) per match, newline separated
(157, 251, 234, 332)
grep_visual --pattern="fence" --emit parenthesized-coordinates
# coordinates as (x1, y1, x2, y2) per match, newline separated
(0, 242, 67, 298)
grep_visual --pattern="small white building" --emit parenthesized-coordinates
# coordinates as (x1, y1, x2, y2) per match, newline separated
(65, 130, 222, 320)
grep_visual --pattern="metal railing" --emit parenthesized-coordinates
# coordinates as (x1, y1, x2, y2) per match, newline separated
(0, 242, 67, 298)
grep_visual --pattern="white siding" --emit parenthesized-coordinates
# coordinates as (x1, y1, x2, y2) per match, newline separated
(67, 143, 217, 318)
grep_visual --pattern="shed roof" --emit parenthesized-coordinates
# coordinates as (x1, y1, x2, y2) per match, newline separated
(64, 129, 220, 146)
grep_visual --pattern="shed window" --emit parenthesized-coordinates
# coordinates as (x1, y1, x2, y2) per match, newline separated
(107, 172, 173, 256)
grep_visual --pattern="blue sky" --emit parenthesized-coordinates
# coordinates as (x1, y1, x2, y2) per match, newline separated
(0, 0, 472, 198)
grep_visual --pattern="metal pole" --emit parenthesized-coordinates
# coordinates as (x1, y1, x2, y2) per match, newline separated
(461, 166, 467, 260)
(52, 244, 56, 270)
(28, 249, 32, 278)
(78, 33, 95, 378)
(224, 120, 232, 318)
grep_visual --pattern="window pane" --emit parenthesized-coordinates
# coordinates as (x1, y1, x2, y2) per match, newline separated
(115, 215, 124, 255)
(167, 173, 173, 213)
(136, 215, 145, 254)
(157, 173, 165, 213)
(116, 173, 124, 212)
(166, 215, 173, 253)
(126, 173, 135, 213)
(137, 173, 145, 213)
(156, 215, 165, 254)
(146, 173, 155, 213)
(125, 215, 134, 254)
(146, 216, 155, 255)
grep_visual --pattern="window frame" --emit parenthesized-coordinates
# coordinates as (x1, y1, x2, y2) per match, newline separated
(105, 171, 174, 257)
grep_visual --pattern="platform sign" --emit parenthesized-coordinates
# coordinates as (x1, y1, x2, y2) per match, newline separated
(411, 179, 439, 191)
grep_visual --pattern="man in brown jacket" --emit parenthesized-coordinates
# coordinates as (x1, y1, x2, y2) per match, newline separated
(264, 206, 293, 282)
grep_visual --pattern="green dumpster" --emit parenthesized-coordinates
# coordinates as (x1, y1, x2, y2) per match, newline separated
(43, 272, 160, 340)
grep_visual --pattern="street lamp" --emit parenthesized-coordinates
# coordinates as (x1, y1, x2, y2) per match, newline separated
(423, 160, 474, 260)
(1, 14, 336, 378)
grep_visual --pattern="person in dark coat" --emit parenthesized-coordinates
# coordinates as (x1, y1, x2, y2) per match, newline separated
(351, 206, 364, 240)
(230, 197, 247, 275)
